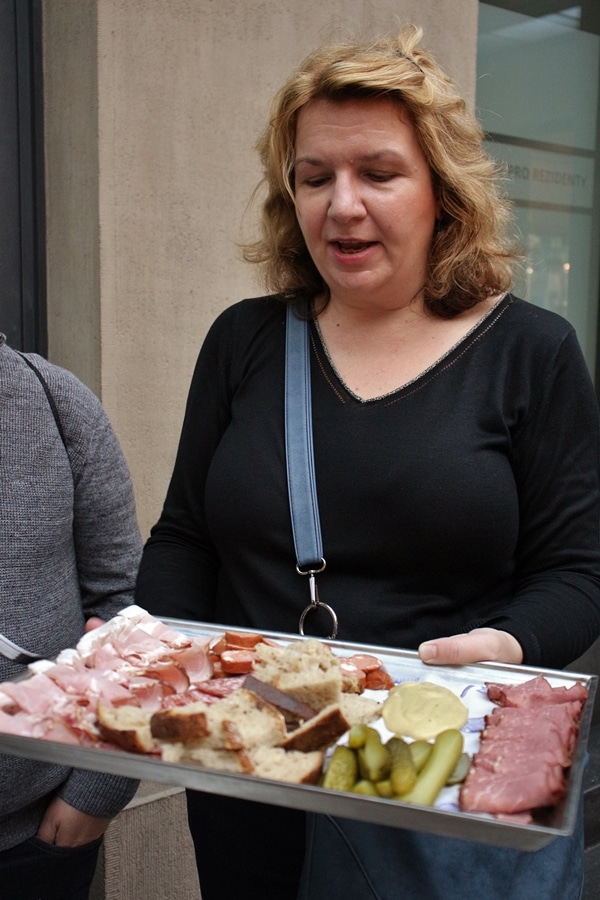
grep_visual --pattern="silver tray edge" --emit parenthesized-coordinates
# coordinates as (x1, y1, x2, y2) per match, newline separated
(0, 617, 596, 851)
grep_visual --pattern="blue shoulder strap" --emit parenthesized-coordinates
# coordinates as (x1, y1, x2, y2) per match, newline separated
(284, 305, 323, 569)
(285, 304, 338, 638)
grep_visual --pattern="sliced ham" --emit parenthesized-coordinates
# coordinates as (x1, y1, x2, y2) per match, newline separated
(0, 673, 67, 716)
(460, 675, 587, 818)
(460, 765, 565, 814)
(475, 742, 571, 774)
(0, 607, 216, 746)
(475, 733, 571, 769)
(134, 661, 190, 695)
(169, 645, 213, 685)
(486, 675, 588, 709)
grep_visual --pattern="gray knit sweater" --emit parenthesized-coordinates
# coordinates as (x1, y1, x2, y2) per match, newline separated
(0, 335, 142, 852)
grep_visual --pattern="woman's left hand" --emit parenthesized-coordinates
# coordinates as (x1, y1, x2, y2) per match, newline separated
(418, 627, 523, 666)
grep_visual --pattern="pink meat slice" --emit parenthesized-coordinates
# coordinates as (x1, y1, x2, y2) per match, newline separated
(169, 645, 213, 685)
(474, 742, 570, 774)
(483, 704, 580, 756)
(486, 675, 588, 708)
(460, 765, 565, 814)
(0, 611, 220, 748)
(459, 675, 587, 817)
(0, 673, 67, 716)
(194, 675, 246, 698)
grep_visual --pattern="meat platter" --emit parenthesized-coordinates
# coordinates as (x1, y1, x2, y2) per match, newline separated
(0, 610, 596, 851)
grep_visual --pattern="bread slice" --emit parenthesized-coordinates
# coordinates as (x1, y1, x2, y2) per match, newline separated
(96, 703, 156, 753)
(279, 704, 350, 753)
(250, 746, 324, 784)
(160, 741, 324, 784)
(339, 693, 384, 726)
(150, 701, 210, 743)
(253, 639, 342, 711)
(161, 742, 254, 774)
(200, 688, 287, 750)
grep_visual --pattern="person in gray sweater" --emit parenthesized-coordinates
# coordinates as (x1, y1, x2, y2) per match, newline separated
(0, 333, 143, 899)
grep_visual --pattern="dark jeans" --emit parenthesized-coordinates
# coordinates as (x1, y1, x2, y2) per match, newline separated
(299, 797, 585, 900)
(186, 790, 305, 900)
(0, 835, 102, 900)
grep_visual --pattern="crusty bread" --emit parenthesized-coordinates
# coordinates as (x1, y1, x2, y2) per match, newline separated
(279, 704, 350, 753)
(253, 639, 342, 711)
(150, 689, 287, 752)
(161, 742, 254, 774)
(96, 703, 156, 754)
(339, 693, 384, 726)
(250, 747, 324, 784)
(197, 688, 287, 750)
(340, 668, 367, 694)
(160, 741, 323, 784)
(150, 701, 210, 743)
(95, 636, 387, 789)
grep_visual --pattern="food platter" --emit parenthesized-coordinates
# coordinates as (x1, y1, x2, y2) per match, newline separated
(0, 617, 596, 850)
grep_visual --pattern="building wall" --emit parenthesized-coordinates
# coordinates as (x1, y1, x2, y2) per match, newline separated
(42, 0, 479, 539)
(42, 4, 479, 896)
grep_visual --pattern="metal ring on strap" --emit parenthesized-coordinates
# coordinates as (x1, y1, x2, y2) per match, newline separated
(296, 558, 326, 576)
(299, 601, 339, 640)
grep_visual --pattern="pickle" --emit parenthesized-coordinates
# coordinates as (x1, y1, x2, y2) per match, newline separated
(357, 727, 391, 782)
(352, 779, 379, 796)
(322, 744, 358, 792)
(400, 729, 463, 806)
(374, 779, 393, 798)
(387, 736, 418, 796)
(445, 751, 471, 786)
(408, 739, 432, 773)
(347, 723, 370, 749)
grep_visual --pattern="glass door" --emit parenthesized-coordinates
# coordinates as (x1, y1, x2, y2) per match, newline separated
(477, 2, 600, 380)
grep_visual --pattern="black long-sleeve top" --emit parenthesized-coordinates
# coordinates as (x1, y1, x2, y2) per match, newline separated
(137, 293, 600, 669)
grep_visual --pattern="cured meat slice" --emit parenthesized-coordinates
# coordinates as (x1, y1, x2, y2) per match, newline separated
(195, 676, 247, 699)
(486, 675, 588, 709)
(219, 649, 256, 675)
(0, 673, 67, 716)
(459, 675, 587, 818)
(460, 765, 566, 814)
(475, 733, 571, 769)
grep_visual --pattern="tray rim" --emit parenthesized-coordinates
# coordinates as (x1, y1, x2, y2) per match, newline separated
(0, 615, 596, 851)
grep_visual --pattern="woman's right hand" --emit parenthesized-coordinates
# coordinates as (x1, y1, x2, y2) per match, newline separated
(418, 627, 523, 667)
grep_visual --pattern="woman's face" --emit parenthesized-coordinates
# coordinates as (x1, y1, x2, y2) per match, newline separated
(293, 97, 439, 312)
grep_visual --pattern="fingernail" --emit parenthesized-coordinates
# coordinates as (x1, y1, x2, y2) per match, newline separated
(419, 642, 437, 662)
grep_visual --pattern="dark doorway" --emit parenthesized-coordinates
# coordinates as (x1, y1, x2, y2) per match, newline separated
(0, 0, 45, 353)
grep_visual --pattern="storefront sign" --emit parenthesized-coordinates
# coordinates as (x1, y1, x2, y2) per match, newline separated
(484, 140, 595, 209)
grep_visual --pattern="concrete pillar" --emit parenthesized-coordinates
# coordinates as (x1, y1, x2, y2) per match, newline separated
(90, 783, 201, 900)
(41, 3, 479, 897)
(42, 0, 478, 537)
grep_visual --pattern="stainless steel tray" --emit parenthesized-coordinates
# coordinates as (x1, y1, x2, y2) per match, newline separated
(0, 617, 596, 850)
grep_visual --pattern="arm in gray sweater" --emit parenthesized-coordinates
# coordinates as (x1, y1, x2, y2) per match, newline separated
(0, 337, 142, 849)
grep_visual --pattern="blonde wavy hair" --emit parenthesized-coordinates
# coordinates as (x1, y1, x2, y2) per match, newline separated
(243, 25, 519, 317)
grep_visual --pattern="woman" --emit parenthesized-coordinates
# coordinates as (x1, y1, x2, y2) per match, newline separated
(136, 25, 600, 899)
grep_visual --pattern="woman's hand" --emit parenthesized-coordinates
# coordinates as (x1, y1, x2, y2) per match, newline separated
(84, 617, 105, 633)
(418, 627, 523, 666)
(36, 796, 111, 847)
